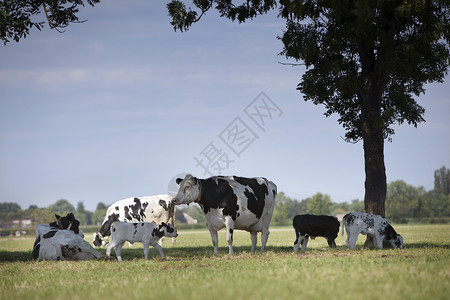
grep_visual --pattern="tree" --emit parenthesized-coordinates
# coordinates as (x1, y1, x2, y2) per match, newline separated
(167, 0, 449, 236)
(306, 193, 333, 215)
(0, 0, 100, 45)
(47, 199, 75, 215)
(386, 180, 423, 223)
(76, 202, 92, 225)
(434, 166, 450, 196)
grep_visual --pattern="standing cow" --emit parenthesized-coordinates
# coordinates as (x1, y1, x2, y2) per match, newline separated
(342, 212, 404, 249)
(93, 195, 176, 247)
(172, 174, 277, 255)
(293, 214, 340, 251)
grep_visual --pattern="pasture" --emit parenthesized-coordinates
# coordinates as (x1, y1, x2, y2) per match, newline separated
(0, 224, 449, 300)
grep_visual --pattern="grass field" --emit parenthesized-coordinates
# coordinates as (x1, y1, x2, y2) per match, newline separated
(0, 224, 449, 300)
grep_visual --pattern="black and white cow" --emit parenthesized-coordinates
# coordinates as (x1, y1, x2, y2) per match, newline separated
(32, 213, 100, 261)
(106, 221, 178, 261)
(33, 225, 102, 261)
(93, 195, 176, 247)
(32, 213, 85, 260)
(342, 212, 404, 249)
(293, 214, 340, 251)
(172, 174, 277, 255)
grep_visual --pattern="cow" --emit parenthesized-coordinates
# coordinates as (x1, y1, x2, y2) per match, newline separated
(32, 224, 101, 261)
(342, 212, 404, 249)
(32, 213, 85, 260)
(293, 214, 340, 251)
(106, 222, 178, 261)
(172, 174, 277, 255)
(93, 195, 176, 247)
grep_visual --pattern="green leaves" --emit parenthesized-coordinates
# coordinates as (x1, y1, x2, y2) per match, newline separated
(1, 0, 100, 44)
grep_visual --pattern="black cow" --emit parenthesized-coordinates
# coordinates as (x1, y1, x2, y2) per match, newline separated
(293, 214, 340, 251)
(172, 174, 277, 255)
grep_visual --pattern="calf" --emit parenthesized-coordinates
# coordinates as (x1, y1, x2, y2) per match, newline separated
(293, 214, 340, 251)
(106, 222, 178, 261)
(342, 212, 403, 249)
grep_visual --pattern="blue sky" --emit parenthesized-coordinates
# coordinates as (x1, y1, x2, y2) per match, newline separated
(1, 1, 449, 212)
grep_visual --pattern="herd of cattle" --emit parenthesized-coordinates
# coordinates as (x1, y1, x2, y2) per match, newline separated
(32, 174, 404, 261)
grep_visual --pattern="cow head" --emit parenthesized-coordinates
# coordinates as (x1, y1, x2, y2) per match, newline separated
(153, 222, 178, 238)
(172, 174, 201, 205)
(49, 213, 81, 234)
(390, 234, 404, 249)
(93, 232, 108, 247)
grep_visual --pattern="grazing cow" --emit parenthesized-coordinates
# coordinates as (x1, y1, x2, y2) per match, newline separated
(32, 224, 101, 261)
(293, 214, 340, 251)
(172, 174, 277, 255)
(106, 222, 178, 261)
(93, 195, 176, 247)
(342, 212, 404, 249)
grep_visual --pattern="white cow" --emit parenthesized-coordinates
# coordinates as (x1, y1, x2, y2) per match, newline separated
(106, 221, 178, 261)
(93, 195, 176, 247)
(342, 212, 404, 249)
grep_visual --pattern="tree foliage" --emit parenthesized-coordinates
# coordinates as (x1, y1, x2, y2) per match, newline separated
(167, 0, 450, 228)
(47, 199, 75, 215)
(0, 0, 100, 45)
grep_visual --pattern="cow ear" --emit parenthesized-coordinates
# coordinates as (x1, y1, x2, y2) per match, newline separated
(161, 222, 166, 226)
(55, 214, 61, 220)
(176, 178, 183, 185)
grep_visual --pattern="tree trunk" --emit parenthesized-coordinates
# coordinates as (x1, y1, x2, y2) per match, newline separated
(358, 46, 387, 247)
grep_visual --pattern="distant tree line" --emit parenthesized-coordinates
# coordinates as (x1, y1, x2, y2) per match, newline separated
(1, 166, 448, 226)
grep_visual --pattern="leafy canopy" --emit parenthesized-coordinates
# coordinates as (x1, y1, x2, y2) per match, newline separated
(1, 0, 100, 45)
(168, 0, 450, 142)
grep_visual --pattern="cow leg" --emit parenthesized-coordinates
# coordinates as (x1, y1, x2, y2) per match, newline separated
(293, 230, 300, 252)
(152, 243, 165, 258)
(115, 242, 125, 262)
(374, 235, 383, 249)
(250, 231, 258, 253)
(347, 233, 358, 250)
(327, 237, 337, 248)
(208, 227, 219, 255)
(225, 216, 234, 255)
(260, 227, 270, 252)
(301, 235, 309, 250)
(143, 241, 150, 259)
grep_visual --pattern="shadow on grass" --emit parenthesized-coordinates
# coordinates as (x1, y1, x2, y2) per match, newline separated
(2, 243, 448, 263)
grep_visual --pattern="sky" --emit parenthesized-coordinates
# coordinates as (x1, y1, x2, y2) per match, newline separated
(1, 1, 449, 212)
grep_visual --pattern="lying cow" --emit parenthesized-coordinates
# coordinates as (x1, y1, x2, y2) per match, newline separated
(342, 212, 404, 249)
(32, 213, 85, 260)
(93, 195, 176, 247)
(293, 214, 340, 251)
(173, 174, 277, 255)
(32, 213, 100, 261)
(106, 222, 178, 261)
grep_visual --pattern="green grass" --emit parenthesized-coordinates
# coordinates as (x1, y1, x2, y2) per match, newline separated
(0, 224, 449, 300)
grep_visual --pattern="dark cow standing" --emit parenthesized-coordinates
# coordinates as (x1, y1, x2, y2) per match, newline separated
(293, 214, 340, 251)
(172, 174, 277, 255)
(93, 195, 176, 247)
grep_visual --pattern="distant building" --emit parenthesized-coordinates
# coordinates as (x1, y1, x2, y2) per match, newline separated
(12, 219, 33, 228)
